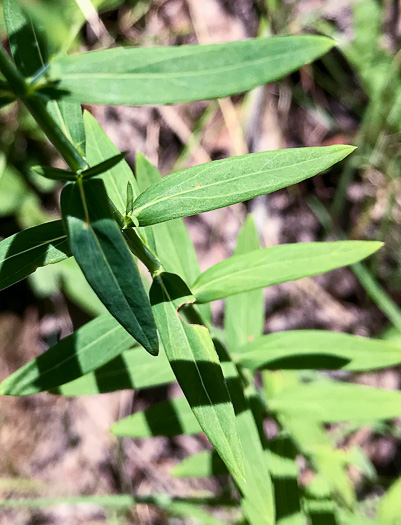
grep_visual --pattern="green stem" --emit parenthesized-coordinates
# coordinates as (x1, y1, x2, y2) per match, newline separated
(123, 228, 164, 277)
(0, 46, 86, 172)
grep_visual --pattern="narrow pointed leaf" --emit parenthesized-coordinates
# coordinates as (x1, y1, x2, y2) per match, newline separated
(270, 381, 401, 422)
(60, 179, 158, 355)
(0, 315, 138, 396)
(192, 241, 382, 303)
(150, 272, 245, 483)
(49, 35, 335, 106)
(0, 221, 71, 291)
(126, 182, 134, 216)
(54, 347, 175, 396)
(132, 146, 355, 226)
(237, 330, 401, 372)
(111, 397, 200, 438)
(84, 111, 139, 215)
(31, 165, 76, 181)
(225, 216, 264, 351)
(81, 152, 127, 179)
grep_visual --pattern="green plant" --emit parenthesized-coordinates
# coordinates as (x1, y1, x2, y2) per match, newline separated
(1, 1, 401, 524)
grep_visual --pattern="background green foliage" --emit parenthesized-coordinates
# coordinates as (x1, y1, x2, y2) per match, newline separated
(1, 1, 401, 524)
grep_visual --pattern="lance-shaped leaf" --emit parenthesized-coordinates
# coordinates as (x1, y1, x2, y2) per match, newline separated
(236, 330, 401, 372)
(0, 315, 138, 395)
(81, 152, 127, 179)
(270, 380, 401, 422)
(60, 178, 158, 355)
(0, 221, 71, 291)
(31, 153, 126, 186)
(149, 272, 245, 483)
(31, 165, 77, 181)
(84, 111, 139, 215)
(53, 346, 175, 396)
(192, 240, 382, 303)
(48, 35, 335, 106)
(225, 216, 264, 352)
(131, 146, 354, 226)
(111, 397, 200, 438)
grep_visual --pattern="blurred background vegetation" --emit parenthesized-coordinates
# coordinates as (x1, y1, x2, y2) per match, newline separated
(1, 0, 401, 523)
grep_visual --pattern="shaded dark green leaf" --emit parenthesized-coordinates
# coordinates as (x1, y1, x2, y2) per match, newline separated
(81, 152, 127, 179)
(61, 178, 158, 355)
(0, 221, 70, 291)
(31, 165, 76, 181)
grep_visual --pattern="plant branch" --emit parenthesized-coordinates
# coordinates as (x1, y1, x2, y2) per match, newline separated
(0, 46, 86, 172)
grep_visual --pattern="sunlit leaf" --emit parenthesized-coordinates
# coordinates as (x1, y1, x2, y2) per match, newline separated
(236, 330, 401, 372)
(225, 216, 264, 352)
(132, 146, 354, 226)
(150, 272, 245, 483)
(192, 241, 382, 303)
(270, 380, 401, 422)
(49, 35, 335, 105)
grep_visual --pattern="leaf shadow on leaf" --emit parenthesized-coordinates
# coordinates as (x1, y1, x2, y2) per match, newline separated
(306, 505, 338, 525)
(31, 330, 83, 393)
(51, 353, 136, 395)
(0, 222, 71, 291)
(251, 354, 350, 371)
(269, 436, 303, 523)
(213, 339, 249, 417)
(142, 397, 198, 438)
(166, 360, 241, 408)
